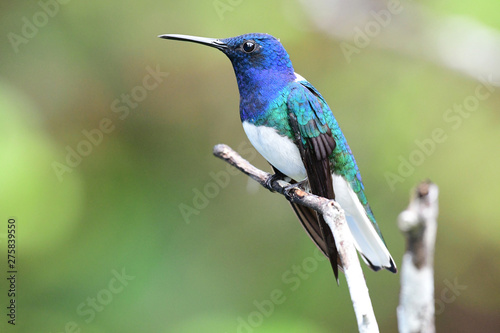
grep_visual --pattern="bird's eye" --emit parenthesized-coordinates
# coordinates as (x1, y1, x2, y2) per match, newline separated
(242, 40, 256, 53)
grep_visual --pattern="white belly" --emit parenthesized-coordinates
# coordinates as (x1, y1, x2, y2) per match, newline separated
(242, 121, 307, 180)
(242, 120, 393, 269)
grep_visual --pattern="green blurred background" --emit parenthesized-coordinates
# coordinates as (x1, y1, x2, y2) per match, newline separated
(1, 0, 499, 332)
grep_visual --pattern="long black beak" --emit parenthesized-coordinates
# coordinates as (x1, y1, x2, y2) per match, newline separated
(158, 34, 228, 51)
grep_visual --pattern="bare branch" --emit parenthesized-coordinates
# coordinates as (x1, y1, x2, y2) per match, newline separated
(397, 181, 439, 333)
(213, 143, 379, 333)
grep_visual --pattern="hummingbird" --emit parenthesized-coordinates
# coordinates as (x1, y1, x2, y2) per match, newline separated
(159, 33, 397, 280)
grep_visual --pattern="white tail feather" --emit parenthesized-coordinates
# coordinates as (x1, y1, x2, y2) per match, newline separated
(332, 175, 394, 269)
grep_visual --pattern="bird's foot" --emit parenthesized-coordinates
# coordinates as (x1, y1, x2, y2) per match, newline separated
(283, 179, 308, 195)
(265, 173, 286, 192)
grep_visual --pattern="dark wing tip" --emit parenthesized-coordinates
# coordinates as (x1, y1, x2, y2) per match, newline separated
(330, 254, 340, 284)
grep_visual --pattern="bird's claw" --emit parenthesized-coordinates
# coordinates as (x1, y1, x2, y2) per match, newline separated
(283, 180, 308, 196)
(265, 173, 285, 192)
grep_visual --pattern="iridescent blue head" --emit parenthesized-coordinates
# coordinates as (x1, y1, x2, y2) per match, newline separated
(159, 33, 296, 115)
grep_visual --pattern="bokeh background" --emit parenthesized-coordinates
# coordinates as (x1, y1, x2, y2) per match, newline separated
(1, 0, 500, 332)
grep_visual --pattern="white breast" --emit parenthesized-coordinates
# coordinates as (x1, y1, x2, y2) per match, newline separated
(242, 121, 307, 181)
(242, 70, 394, 268)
